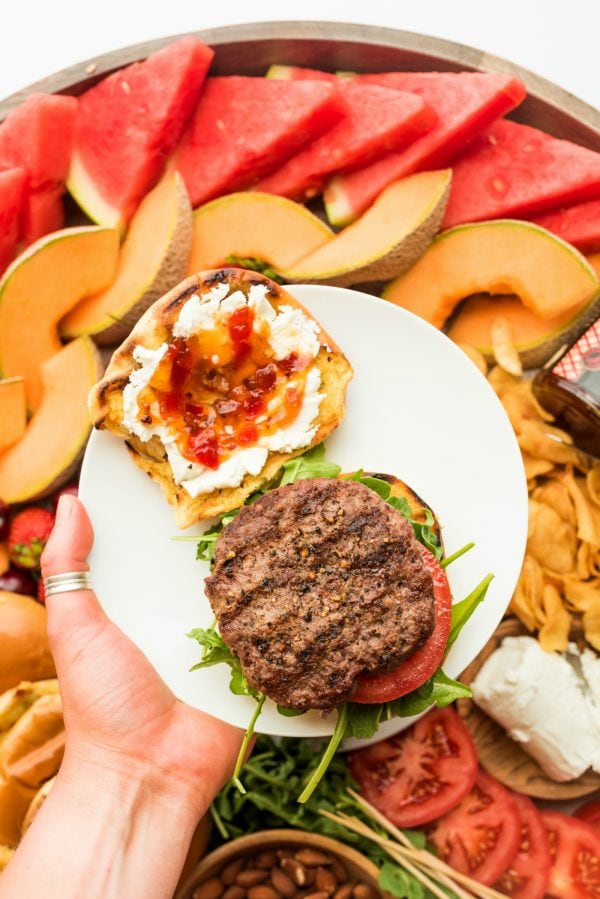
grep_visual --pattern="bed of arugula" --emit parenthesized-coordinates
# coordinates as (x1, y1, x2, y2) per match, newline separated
(211, 734, 455, 899)
(187, 444, 493, 804)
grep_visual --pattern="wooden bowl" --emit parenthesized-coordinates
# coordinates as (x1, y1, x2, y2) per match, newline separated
(175, 829, 388, 899)
(458, 618, 600, 800)
(1, 20, 599, 152)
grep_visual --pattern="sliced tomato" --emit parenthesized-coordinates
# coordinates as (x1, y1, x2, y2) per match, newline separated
(542, 810, 600, 898)
(426, 768, 521, 886)
(348, 706, 478, 827)
(575, 800, 600, 832)
(495, 793, 551, 899)
(352, 546, 452, 703)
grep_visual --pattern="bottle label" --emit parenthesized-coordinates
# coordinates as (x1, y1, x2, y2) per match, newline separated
(554, 318, 600, 394)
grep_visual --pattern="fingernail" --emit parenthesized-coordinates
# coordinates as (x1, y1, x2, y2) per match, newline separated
(57, 493, 74, 522)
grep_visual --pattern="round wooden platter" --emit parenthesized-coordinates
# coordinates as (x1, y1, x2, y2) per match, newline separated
(457, 617, 600, 800)
(0, 21, 599, 155)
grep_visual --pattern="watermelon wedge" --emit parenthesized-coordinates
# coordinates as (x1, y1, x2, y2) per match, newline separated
(442, 119, 600, 227)
(0, 168, 27, 272)
(173, 77, 346, 208)
(68, 36, 214, 230)
(0, 93, 77, 187)
(320, 72, 526, 226)
(21, 184, 65, 245)
(530, 198, 600, 253)
(253, 82, 436, 201)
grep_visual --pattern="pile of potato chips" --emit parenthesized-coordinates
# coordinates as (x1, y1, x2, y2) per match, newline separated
(459, 345, 600, 653)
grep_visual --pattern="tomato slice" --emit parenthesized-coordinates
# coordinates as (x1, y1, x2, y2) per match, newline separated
(575, 800, 600, 832)
(542, 810, 600, 898)
(495, 793, 551, 899)
(352, 546, 452, 703)
(348, 706, 478, 828)
(426, 768, 521, 886)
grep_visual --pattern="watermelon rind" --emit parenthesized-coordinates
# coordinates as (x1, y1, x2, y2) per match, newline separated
(67, 151, 123, 232)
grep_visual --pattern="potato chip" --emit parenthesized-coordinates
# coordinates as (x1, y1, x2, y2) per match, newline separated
(510, 554, 545, 630)
(528, 499, 577, 574)
(560, 575, 600, 612)
(491, 317, 523, 377)
(538, 583, 571, 652)
(533, 479, 576, 526)
(518, 419, 582, 467)
(586, 463, 600, 506)
(491, 362, 600, 658)
(502, 382, 554, 434)
(487, 364, 520, 398)
(577, 541, 600, 580)
(522, 452, 555, 481)
(560, 471, 598, 543)
(456, 343, 488, 376)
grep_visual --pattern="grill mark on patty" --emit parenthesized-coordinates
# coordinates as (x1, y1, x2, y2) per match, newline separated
(205, 478, 435, 710)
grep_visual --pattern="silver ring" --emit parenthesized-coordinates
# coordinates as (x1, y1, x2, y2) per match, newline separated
(43, 571, 92, 597)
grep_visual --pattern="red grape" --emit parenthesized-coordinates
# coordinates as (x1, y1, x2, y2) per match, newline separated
(0, 500, 10, 541)
(0, 567, 37, 597)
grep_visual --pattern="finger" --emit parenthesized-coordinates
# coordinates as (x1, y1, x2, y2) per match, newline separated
(41, 494, 109, 662)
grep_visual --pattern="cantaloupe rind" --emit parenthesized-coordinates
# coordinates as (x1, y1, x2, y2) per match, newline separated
(281, 170, 451, 286)
(0, 338, 102, 503)
(61, 172, 192, 345)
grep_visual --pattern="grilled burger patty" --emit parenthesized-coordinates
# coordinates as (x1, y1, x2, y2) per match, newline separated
(204, 478, 436, 710)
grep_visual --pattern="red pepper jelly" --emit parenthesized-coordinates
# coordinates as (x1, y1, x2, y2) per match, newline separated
(138, 301, 315, 469)
(532, 316, 600, 458)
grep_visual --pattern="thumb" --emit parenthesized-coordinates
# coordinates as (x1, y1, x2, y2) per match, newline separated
(41, 494, 109, 669)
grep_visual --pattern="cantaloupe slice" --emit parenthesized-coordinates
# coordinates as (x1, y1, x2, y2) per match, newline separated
(0, 338, 102, 503)
(588, 252, 600, 279)
(61, 173, 192, 345)
(0, 377, 26, 453)
(281, 170, 451, 287)
(188, 191, 334, 274)
(0, 227, 119, 410)
(382, 220, 600, 328)
(446, 293, 600, 369)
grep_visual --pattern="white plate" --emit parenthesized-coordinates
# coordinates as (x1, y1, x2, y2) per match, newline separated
(80, 284, 528, 739)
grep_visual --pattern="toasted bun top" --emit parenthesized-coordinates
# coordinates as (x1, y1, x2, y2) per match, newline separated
(0, 593, 56, 695)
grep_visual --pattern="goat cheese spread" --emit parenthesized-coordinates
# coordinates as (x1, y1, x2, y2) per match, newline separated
(122, 283, 324, 497)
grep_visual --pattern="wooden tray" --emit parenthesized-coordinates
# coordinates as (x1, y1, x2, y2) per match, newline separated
(458, 618, 600, 800)
(1, 20, 599, 155)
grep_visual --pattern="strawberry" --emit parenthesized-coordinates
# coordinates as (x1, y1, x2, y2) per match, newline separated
(8, 506, 55, 570)
(37, 577, 46, 604)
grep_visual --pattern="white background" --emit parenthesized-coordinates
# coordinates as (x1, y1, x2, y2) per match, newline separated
(2, 0, 599, 110)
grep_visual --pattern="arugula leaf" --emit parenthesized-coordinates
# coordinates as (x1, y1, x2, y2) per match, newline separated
(277, 705, 306, 717)
(346, 702, 384, 740)
(279, 443, 342, 486)
(354, 476, 392, 500)
(447, 572, 494, 648)
(379, 861, 424, 899)
(225, 255, 285, 285)
(388, 669, 471, 718)
(188, 627, 261, 699)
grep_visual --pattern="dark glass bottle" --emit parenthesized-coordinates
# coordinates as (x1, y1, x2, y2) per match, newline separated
(532, 317, 600, 458)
